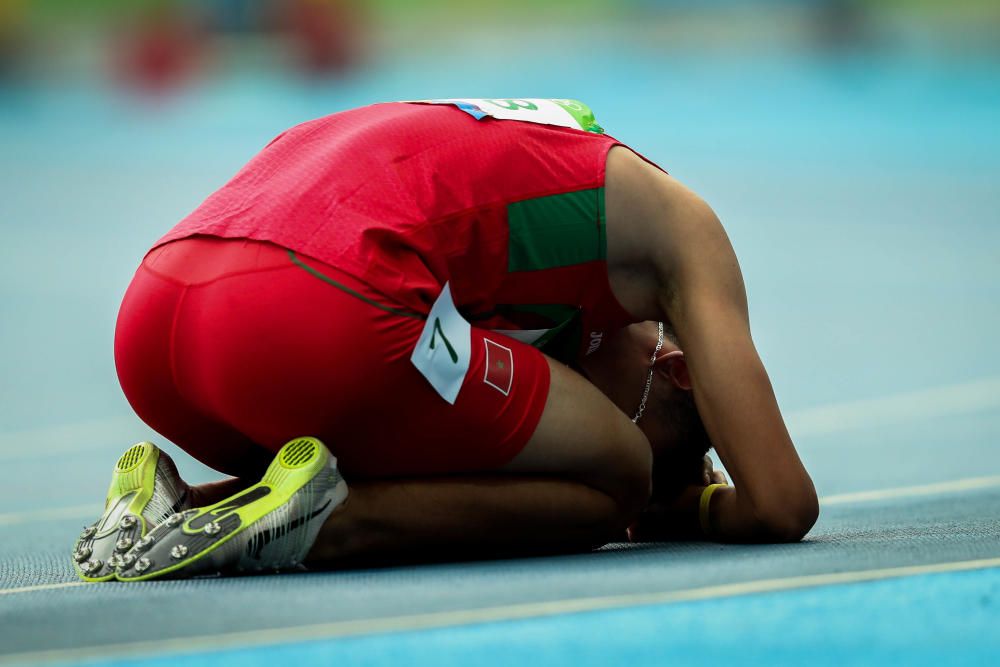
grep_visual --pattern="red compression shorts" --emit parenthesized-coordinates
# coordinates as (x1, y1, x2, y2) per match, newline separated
(115, 236, 551, 479)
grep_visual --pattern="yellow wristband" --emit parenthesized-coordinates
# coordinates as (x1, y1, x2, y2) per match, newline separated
(699, 483, 727, 536)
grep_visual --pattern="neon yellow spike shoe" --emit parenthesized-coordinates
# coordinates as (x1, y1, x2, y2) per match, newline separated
(72, 442, 190, 582)
(115, 437, 347, 582)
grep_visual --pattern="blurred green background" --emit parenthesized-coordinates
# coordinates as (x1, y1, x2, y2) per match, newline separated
(2, 0, 999, 87)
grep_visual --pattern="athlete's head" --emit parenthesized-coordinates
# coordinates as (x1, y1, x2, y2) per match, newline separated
(643, 323, 712, 498)
(631, 321, 709, 449)
(579, 321, 711, 497)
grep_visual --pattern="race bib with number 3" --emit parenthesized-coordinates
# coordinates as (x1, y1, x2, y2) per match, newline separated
(408, 98, 604, 134)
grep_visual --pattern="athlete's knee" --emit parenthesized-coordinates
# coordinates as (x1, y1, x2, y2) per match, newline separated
(594, 424, 653, 523)
(620, 429, 655, 515)
(505, 358, 654, 520)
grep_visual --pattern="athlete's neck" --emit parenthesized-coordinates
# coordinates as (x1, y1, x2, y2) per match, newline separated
(576, 326, 649, 417)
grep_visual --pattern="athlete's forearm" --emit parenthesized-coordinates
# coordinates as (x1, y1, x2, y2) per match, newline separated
(705, 486, 814, 543)
(657, 213, 817, 541)
(675, 312, 818, 540)
(631, 482, 815, 544)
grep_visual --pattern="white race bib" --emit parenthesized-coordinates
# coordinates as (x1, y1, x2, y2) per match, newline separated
(408, 98, 604, 134)
(410, 282, 472, 405)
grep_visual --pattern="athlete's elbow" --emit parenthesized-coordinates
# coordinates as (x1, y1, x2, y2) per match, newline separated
(755, 490, 819, 542)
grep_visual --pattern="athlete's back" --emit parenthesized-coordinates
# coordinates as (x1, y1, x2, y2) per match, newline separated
(160, 101, 635, 361)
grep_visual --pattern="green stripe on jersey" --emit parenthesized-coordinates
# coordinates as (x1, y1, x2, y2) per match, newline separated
(507, 188, 606, 272)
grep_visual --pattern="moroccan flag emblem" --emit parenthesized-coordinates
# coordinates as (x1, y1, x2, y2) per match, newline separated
(483, 338, 514, 396)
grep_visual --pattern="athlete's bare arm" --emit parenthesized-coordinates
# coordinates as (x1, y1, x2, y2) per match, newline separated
(605, 147, 818, 542)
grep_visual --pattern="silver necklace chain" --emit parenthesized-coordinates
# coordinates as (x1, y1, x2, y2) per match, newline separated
(632, 321, 664, 423)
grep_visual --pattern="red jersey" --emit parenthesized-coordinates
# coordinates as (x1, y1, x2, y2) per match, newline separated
(157, 101, 640, 363)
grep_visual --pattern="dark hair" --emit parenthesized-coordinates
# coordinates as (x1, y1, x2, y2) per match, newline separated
(649, 323, 713, 501)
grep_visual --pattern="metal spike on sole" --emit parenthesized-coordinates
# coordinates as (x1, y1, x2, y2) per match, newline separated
(80, 560, 103, 575)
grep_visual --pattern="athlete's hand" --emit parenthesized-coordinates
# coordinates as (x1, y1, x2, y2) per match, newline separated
(701, 455, 728, 486)
(627, 484, 705, 542)
(649, 450, 718, 505)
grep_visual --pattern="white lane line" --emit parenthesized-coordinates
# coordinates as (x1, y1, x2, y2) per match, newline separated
(785, 375, 1000, 438)
(822, 475, 1000, 505)
(4, 472, 1000, 528)
(0, 504, 99, 526)
(2, 556, 999, 665)
(0, 581, 88, 597)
